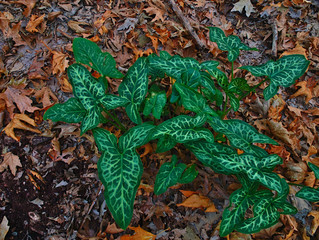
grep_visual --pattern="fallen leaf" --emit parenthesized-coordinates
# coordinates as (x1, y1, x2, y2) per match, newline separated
(146, 33, 159, 53)
(68, 20, 91, 33)
(144, 4, 166, 22)
(13, 0, 37, 17)
(0, 12, 24, 46)
(267, 145, 291, 164)
(121, 226, 156, 240)
(26, 14, 46, 33)
(51, 51, 69, 76)
(33, 86, 58, 108)
(281, 43, 308, 58)
(285, 161, 308, 184)
(177, 194, 213, 209)
(0, 216, 9, 240)
(0, 152, 22, 176)
(48, 11, 61, 21)
(308, 211, 319, 235)
(2, 114, 41, 141)
(3, 87, 39, 119)
(28, 56, 49, 80)
(205, 203, 218, 212)
(57, 76, 73, 92)
(231, 0, 256, 17)
(268, 95, 285, 121)
(105, 222, 124, 234)
(179, 190, 198, 197)
(138, 143, 153, 158)
(290, 81, 313, 103)
(94, 10, 118, 29)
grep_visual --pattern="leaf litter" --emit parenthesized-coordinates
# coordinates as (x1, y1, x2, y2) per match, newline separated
(0, 0, 318, 239)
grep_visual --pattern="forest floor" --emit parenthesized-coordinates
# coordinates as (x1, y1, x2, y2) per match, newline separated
(0, 0, 319, 239)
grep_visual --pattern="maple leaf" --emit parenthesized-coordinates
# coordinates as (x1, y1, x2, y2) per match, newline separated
(144, 4, 166, 22)
(0, 152, 22, 176)
(2, 114, 41, 141)
(231, 0, 256, 17)
(33, 86, 58, 109)
(3, 87, 39, 119)
(290, 81, 313, 103)
(121, 226, 156, 240)
(26, 14, 46, 33)
(51, 51, 69, 76)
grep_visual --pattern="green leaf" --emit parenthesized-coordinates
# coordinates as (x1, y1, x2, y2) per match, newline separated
(156, 135, 177, 153)
(277, 202, 298, 215)
(92, 128, 145, 229)
(240, 55, 310, 100)
(43, 97, 86, 123)
(154, 155, 187, 195)
(228, 78, 250, 95)
(200, 61, 228, 88)
(208, 117, 278, 156)
(296, 187, 319, 202)
(151, 115, 215, 152)
(200, 71, 216, 95)
(118, 57, 149, 124)
(228, 93, 240, 112)
(174, 83, 219, 117)
(181, 68, 201, 87)
(308, 162, 319, 179)
(80, 105, 103, 134)
(100, 94, 130, 110)
(178, 165, 198, 184)
(73, 38, 123, 78)
(208, 27, 257, 62)
(143, 85, 167, 119)
(236, 198, 280, 234)
(119, 123, 155, 150)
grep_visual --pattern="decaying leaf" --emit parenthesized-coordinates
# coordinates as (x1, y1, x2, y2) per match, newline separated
(308, 211, 319, 236)
(33, 86, 58, 108)
(231, 0, 256, 17)
(51, 51, 69, 76)
(177, 194, 213, 209)
(121, 226, 156, 240)
(290, 81, 313, 103)
(0, 152, 22, 176)
(0, 216, 9, 240)
(26, 14, 46, 33)
(68, 20, 91, 33)
(2, 114, 41, 141)
(0, 12, 24, 46)
(13, 0, 37, 17)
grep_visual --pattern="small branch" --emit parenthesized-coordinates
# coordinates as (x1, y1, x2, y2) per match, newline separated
(167, 0, 205, 49)
(271, 18, 278, 58)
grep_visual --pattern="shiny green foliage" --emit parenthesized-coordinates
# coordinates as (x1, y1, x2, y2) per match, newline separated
(43, 29, 309, 234)
(240, 55, 310, 100)
(208, 27, 258, 62)
(154, 155, 198, 195)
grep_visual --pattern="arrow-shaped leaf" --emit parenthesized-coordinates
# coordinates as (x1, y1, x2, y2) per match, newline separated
(200, 61, 228, 88)
(118, 57, 149, 124)
(73, 38, 123, 78)
(208, 117, 278, 156)
(143, 85, 167, 119)
(208, 27, 257, 62)
(240, 55, 310, 100)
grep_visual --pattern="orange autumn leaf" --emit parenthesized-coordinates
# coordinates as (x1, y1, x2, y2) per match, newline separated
(138, 143, 153, 158)
(281, 43, 308, 58)
(13, 0, 37, 17)
(57, 76, 73, 93)
(146, 33, 159, 53)
(0, 12, 25, 46)
(105, 222, 124, 234)
(290, 81, 313, 103)
(2, 114, 41, 141)
(205, 203, 218, 212)
(121, 226, 156, 240)
(0, 152, 22, 176)
(179, 190, 198, 197)
(26, 14, 45, 33)
(308, 211, 319, 236)
(177, 194, 213, 209)
(268, 95, 285, 121)
(52, 51, 69, 76)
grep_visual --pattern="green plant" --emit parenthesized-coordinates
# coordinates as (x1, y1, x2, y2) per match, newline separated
(44, 27, 311, 236)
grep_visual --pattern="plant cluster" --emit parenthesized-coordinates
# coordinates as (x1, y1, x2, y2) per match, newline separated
(44, 27, 311, 236)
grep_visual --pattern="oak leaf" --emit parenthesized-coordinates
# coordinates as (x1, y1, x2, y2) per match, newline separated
(144, 4, 165, 22)
(26, 14, 45, 33)
(121, 226, 156, 240)
(33, 86, 58, 108)
(231, 0, 255, 17)
(3, 114, 41, 141)
(52, 51, 69, 76)
(0, 152, 22, 176)
(3, 87, 39, 118)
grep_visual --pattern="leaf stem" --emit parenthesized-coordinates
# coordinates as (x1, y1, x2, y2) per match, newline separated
(100, 105, 127, 132)
(231, 61, 234, 80)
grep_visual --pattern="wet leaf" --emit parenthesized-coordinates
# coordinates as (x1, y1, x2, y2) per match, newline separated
(0, 152, 22, 176)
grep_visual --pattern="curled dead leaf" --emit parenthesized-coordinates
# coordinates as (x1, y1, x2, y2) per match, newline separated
(68, 20, 91, 33)
(26, 14, 46, 33)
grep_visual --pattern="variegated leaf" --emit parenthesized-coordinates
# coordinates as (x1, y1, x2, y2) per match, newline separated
(208, 27, 257, 62)
(174, 83, 219, 117)
(154, 155, 187, 195)
(178, 164, 198, 184)
(200, 61, 228, 88)
(43, 97, 86, 123)
(73, 38, 123, 78)
(308, 162, 319, 180)
(80, 105, 103, 134)
(296, 187, 319, 202)
(240, 55, 310, 100)
(143, 85, 167, 119)
(118, 57, 149, 124)
(208, 117, 278, 156)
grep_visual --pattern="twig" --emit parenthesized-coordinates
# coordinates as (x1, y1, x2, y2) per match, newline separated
(167, 0, 205, 49)
(271, 18, 278, 57)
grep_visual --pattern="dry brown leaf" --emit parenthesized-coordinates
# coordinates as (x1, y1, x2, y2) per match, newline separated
(0, 12, 24, 46)
(308, 211, 319, 235)
(94, 10, 118, 29)
(28, 56, 49, 80)
(48, 11, 61, 21)
(26, 14, 45, 33)
(231, 0, 256, 17)
(290, 81, 313, 103)
(177, 194, 212, 209)
(179, 190, 198, 197)
(68, 20, 91, 33)
(57, 76, 73, 92)
(4, 87, 39, 119)
(267, 145, 291, 164)
(52, 51, 69, 76)
(121, 226, 156, 240)
(281, 43, 308, 58)
(13, 0, 37, 17)
(205, 203, 218, 212)
(144, 3, 165, 22)
(268, 95, 285, 121)
(0, 216, 9, 240)
(2, 114, 41, 141)
(285, 161, 308, 184)
(33, 86, 58, 108)
(287, 105, 303, 117)
(0, 152, 22, 176)
(105, 222, 124, 234)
